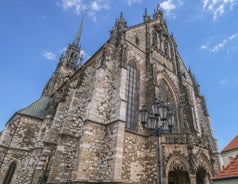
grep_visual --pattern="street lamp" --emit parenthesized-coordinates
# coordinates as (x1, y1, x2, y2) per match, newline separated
(139, 98, 175, 184)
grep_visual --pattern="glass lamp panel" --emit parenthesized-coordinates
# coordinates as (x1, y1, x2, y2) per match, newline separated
(139, 106, 148, 124)
(152, 99, 160, 117)
(148, 115, 157, 129)
(167, 109, 175, 132)
(159, 101, 167, 121)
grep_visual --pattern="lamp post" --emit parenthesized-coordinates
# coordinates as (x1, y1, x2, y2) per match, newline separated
(139, 98, 174, 184)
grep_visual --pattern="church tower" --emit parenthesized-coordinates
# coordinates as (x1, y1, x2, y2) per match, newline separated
(42, 16, 84, 97)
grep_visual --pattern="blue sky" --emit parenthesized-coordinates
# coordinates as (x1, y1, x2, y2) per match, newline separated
(0, 0, 237, 153)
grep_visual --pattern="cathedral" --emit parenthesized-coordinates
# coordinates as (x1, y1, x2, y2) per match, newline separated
(0, 5, 221, 184)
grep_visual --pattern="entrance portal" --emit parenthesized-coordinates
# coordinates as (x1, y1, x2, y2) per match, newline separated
(196, 167, 209, 184)
(168, 169, 190, 184)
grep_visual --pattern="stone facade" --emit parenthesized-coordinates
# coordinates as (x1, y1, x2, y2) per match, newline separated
(0, 5, 221, 184)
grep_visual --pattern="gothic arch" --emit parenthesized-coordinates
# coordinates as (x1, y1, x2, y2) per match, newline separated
(195, 152, 212, 177)
(125, 58, 141, 94)
(156, 74, 180, 131)
(152, 27, 174, 59)
(165, 153, 190, 177)
(184, 151, 212, 184)
(126, 57, 140, 72)
(165, 154, 190, 184)
(156, 74, 179, 103)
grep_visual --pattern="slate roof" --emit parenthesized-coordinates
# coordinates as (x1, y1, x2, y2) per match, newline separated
(214, 154, 238, 180)
(222, 135, 238, 153)
(18, 96, 50, 119)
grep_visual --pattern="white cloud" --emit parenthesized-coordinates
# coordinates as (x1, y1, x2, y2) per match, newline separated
(90, 0, 110, 11)
(60, 0, 84, 15)
(202, 0, 209, 8)
(127, 0, 141, 6)
(42, 48, 91, 64)
(59, 0, 111, 20)
(202, 0, 237, 20)
(213, 4, 224, 19)
(220, 77, 228, 85)
(201, 45, 208, 49)
(229, 33, 238, 40)
(58, 47, 67, 54)
(211, 33, 238, 52)
(80, 49, 91, 61)
(91, 1, 99, 11)
(161, 0, 176, 12)
(220, 77, 238, 86)
(210, 41, 226, 52)
(42, 51, 56, 61)
(160, 0, 183, 17)
(201, 33, 238, 52)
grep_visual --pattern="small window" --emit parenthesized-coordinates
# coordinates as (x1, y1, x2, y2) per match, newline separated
(170, 47, 174, 59)
(3, 161, 17, 184)
(164, 42, 169, 56)
(153, 32, 158, 47)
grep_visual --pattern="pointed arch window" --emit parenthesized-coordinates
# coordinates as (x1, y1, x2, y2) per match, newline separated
(126, 61, 138, 130)
(156, 79, 176, 130)
(3, 161, 17, 184)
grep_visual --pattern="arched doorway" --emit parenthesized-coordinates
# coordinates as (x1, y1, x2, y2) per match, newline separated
(168, 169, 190, 184)
(196, 167, 209, 184)
(195, 153, 212, 184)
(166, 154, 190, 184)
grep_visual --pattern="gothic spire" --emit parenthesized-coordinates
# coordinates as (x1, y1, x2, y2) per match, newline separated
(72, 13, 85, 46)
(117, 12, 127, 32)
(153, 3, 163, 20)
(143, 8, 150, 22)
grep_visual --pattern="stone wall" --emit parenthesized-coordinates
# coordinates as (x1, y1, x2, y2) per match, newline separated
(0, 146, 43, 184)
(122, 131, 157, 184)
(37, 63, 97, 183)
(0, 115, 42, 184)
(47, 134, 78, 183)
(75, 120, 125, 183)
(126, 25, 146, 53)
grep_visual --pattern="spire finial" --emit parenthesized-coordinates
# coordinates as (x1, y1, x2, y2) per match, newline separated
(144, 8, 148, 16)
(120, 12, 123, 19)
(72, 10, 86, 46)
(157, 3, 161, 11)
(143, 8, 150, 22)
(153, 3, 163, 20)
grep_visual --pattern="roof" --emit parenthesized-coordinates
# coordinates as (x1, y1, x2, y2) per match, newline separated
(214, 154, 238, 180)
(222, 135, 238, 152)
(18, 96, 50, 119)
